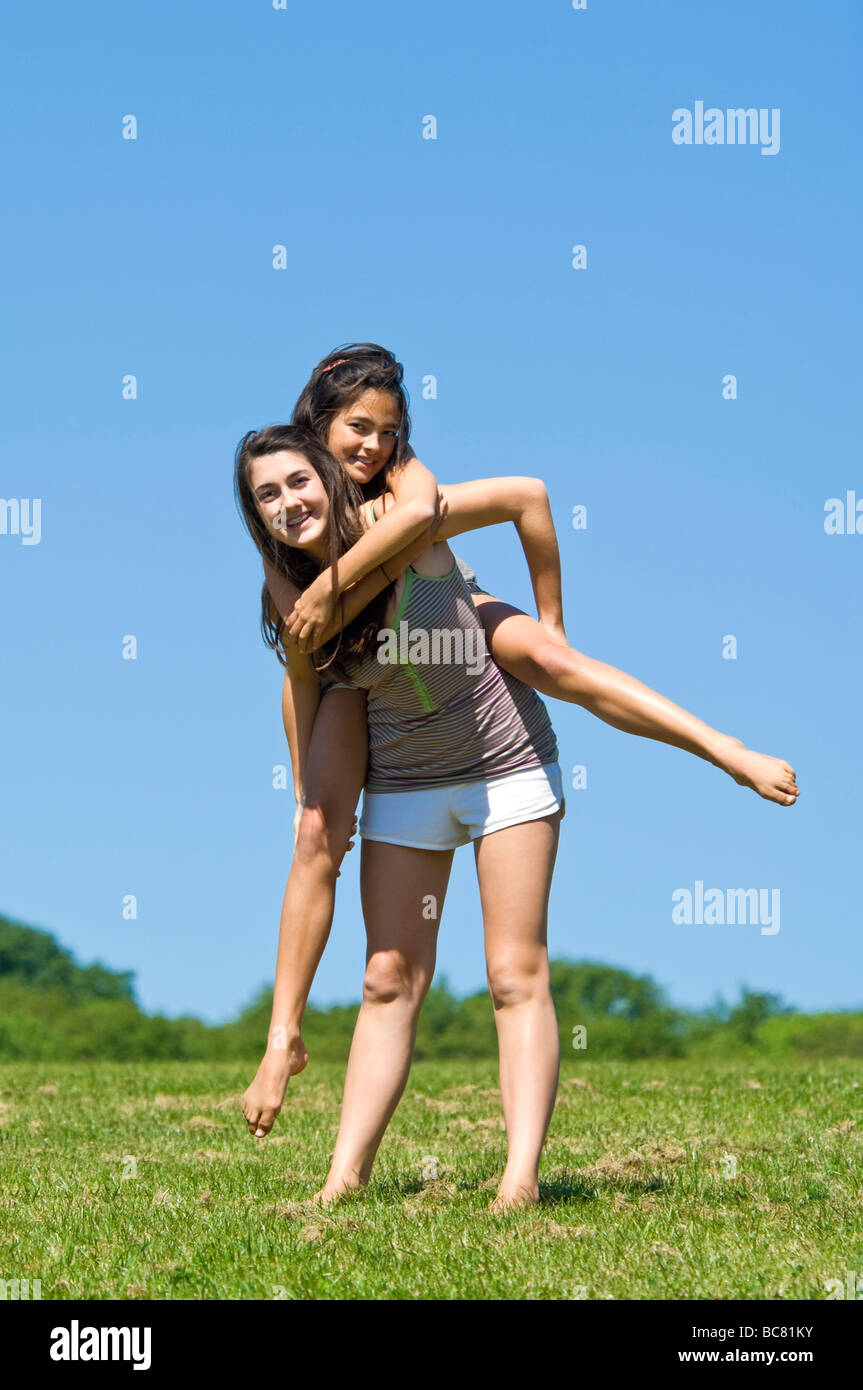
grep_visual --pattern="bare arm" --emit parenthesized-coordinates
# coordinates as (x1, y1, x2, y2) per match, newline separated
(331, 455, 440, 591)
(279, 637, 321, 804)
(434, 476, 565, 634)
(263, 514, 435, 656)
(264, 559, 389, 654)
(283, 456, 443, 646)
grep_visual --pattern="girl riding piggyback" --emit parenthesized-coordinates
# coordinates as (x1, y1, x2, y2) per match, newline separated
(272, 343, 799, 814)
(235, 344, 799, 1155)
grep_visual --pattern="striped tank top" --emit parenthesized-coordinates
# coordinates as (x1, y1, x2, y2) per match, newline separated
(334, 543, 559, 793)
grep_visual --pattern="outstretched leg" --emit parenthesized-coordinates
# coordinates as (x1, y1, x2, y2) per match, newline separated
(242, 688, 368, 1140)
(473, 811, 562, 1213)
(312, 839, 454, 1205)
(473, 597, 799, 807)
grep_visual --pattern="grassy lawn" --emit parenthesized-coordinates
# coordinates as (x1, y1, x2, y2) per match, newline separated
(1, 1057, 861, 1300)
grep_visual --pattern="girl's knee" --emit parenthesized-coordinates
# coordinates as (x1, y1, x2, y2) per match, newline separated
(295, 803, 353, 865)
(363, 950, 432, 1007)
(486, 956, 549, 1009)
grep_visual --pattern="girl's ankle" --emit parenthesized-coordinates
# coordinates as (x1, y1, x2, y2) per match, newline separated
(264, 1035, 305, 1068)
(325, 1169, 367, 1192)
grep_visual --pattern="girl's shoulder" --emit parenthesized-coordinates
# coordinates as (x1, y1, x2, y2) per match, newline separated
(362, 492, 396, 528)
(370, 489, 452, 576)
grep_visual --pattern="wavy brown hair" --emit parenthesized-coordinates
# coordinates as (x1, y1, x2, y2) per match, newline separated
(291, 342, 412, 496)
(233, 424, 393, 673)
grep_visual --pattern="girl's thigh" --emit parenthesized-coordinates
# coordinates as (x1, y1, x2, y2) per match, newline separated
(470, 594, 553, 678)
(303, 688, 368, 838)
(472, 812, 562, 961)
(360, 839, 455, 973)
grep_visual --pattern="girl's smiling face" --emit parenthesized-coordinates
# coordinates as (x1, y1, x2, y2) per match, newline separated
(249, 449, 330, 558)
(327, 388, 401, 487)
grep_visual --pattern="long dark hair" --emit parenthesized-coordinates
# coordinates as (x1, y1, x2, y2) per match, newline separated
(233, 424, 392, 672)
(291, 342, 412, 496)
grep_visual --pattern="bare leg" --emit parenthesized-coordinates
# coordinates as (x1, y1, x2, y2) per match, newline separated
(311, 840, 454, 1205)
(473, 812, 562, 1213)
(242, 689, 368, 1140)
(472, 596, 799, 807)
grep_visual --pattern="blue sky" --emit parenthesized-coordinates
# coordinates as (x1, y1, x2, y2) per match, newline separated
(1, 0, 860, 1026)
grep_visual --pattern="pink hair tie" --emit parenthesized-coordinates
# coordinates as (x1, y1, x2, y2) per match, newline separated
(320, 359, 348, 375)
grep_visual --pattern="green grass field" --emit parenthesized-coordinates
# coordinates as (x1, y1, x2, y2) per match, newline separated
(2, 1058, 861, 1301)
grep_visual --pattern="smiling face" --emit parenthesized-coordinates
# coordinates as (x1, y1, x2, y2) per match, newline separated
(248, 449, 330, 559)
(326, 388, 401, 487)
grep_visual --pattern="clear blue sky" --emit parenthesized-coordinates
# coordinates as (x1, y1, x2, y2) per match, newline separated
(1, 0, 860, 1025)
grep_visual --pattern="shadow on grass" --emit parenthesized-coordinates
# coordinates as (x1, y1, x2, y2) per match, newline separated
(538, 1172, 601, 1206)
(377, 1168, 673, 1208)
(396, 1179, 429, 1199)
(539, 1170, 672, 1206)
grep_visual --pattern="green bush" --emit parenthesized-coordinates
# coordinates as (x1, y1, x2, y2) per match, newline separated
(2, 910, 862, 1062)
(756, 1011, 863, 1059)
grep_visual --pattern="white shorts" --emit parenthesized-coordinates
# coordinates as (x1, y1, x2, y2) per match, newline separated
(359, 762, 565, 851)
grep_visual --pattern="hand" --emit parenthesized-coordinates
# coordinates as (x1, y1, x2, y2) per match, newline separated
(335, 814, 358, 878)
(429, 488, 449, 540)
(286, 573, 334, 653)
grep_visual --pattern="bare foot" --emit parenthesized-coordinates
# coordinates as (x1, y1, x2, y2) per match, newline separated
(241, 1037, 309, 1139)
(310, 1175, 366, 1208)
(489, 1180, 540, 1213)
(715, 737, 800, 806)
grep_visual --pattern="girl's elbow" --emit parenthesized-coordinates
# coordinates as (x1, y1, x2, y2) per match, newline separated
(409, 496, 438, 527)
(513, 476, 548, 511)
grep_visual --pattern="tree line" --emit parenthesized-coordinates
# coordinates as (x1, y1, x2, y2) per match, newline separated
(1, 912, 861, 1061)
